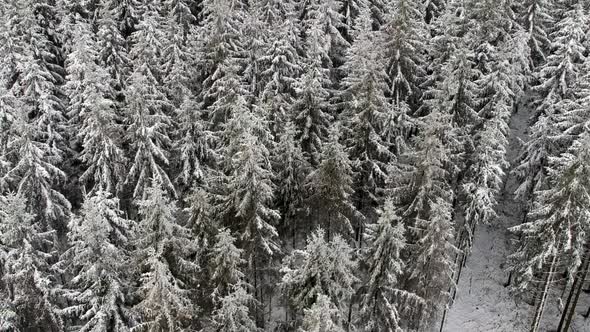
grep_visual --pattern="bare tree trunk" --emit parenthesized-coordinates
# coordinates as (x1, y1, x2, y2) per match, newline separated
(558, 243, 590, 331)
(530, 253, 558, 332)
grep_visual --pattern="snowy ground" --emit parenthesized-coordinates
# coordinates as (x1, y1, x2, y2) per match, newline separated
(442, 101, 590, 332)
(442, 101, 531, 332)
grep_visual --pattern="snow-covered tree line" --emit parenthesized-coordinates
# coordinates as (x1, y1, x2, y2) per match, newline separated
(0, 0, 572, 330)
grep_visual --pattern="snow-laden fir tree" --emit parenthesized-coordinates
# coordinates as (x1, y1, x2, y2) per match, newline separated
(3, 115, 71, 230)
(185, 188, 217, 274)
(95, 0, 132, 87)
(59, 191, 133, 332)
(124, 4, 176, 199)
(258, 15, 302, 135)
(214, 108, 280, 315)
(133, 181, 199, 331)
(387, 108, 457, 326)
(280, 228, 358, 323)
(0, 193, 62, 331)
(209, 228, 245, 302)
(211, 281, 258, 332)
(340, 5, 392, 212)
(306, 126, 360, 241)
(174, 92, 214, 189)
(381, 0, 428, 112)
(301, 0, 349, 71)
(299, 294, 345, 332)
(124, 67, 175, 199)
(272, 121, 309, 238)
(292, 61, 333, 165)
(357, 199, 419, 332)
(423, 31, 479, 180)
(197, 0, 248, 127)
(521, 0, 554, 66)
(0, 88, 18, 192)
(509, 130, 590, 331)
(65, 18, 127, 195)
(407, 197, 457, 325)
(514, 2, 588, 204)
(531, 2, 586, 118)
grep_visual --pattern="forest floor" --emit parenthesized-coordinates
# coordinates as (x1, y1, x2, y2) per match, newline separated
(442, 100, 590, 332)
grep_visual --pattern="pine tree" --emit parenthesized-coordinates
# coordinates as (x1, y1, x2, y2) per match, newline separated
(407, 198, 457, 324)
(514, 2, 588, 204)
(96, 0, 131, 87)
(299, 294, 345, 332)
(292, 62, 333, 165)
(65, 19, 127, 195)
(214, 109, 280, 320)
(280, 229, 358, 320)
(258, 16, 302, 135)
(522, 0, 554, 66)
(509, 131, 590, 331)
(0, 193, 63, 331)
(59, 191, 133, 332)
(357, 199, 419, 332)
(197, 0, 247, 128)
(382, 0, 428, 111)
(340, 6, 392, 211)
(306, 127, 359, 241)
(124, 4, 175, 199)
(133, 182, 198, 331)
(3, 115, 71, 229)
(272, 122, 309, 237)
(211, 281, 258, 332)
(301, 0, 349, 70)
(210, 228, 245, 301)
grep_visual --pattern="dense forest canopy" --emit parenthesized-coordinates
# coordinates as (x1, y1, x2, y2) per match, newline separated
(1, 0, 590, 331)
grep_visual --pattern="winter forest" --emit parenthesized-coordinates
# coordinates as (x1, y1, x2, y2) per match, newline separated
(3, 0, 590, 331)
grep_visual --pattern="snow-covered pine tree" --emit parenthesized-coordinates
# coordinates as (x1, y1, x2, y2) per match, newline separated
(185, 188, 217, 272)
(280, 228, 357, 323)
(214, 108, 279, 323)
(257, 10, 302, 135)
(521, 0, 554, 66)
(59, 191, 133, 332)
(381, 0, 428, 112)
(510, 131, 590, 332)
(386, 107, 457, 326)
(3, 114, 71, 230)
(462, 63, 511, 244)
(0, 88, 18, 192)
(299, 294, 345, 332)
(272, 121, 309, 240)
(209, 228, 245, 302)
(95, 0, 131, 88)
(407, 197, 457, 325)
(1, 0, 72, 229)
(306, 126, 359, 241)
(340, 0, 367, 42)
(340, 5, 392, 213)
(65, 18, 127, 195)
(357, 199, 420, 332)
(133, 181, 199, 331)
(0, 193, 63, 331)
(423, 0, 446, 23)
(424, 9, 480, 181)
(124, 4, 175, 199)
(196, 0, 248, 128)
(300, 0, 350, 71)
(174, 92, 214, 189)
(514, 2, 588, 203)
(292, 61, 333, 166)
(211, 281, 259, 332)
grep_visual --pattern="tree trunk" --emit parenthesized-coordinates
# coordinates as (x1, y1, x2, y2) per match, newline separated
(557, 243, 590, 331)
(530, 252, 558, 332)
